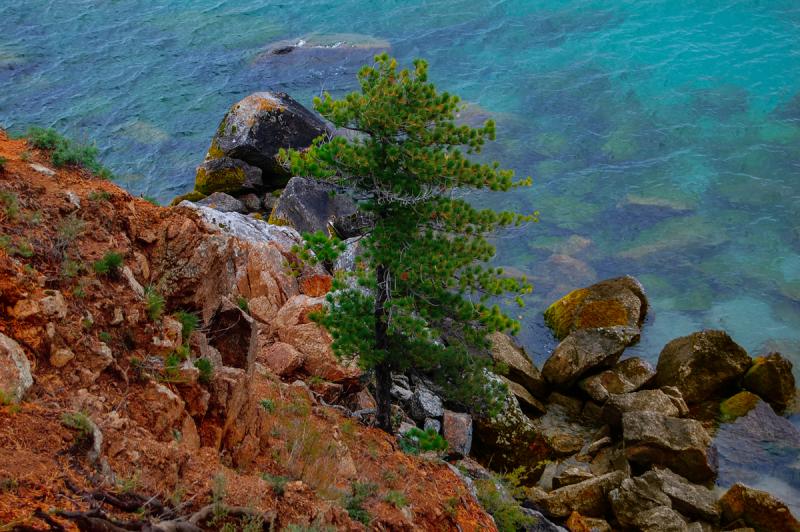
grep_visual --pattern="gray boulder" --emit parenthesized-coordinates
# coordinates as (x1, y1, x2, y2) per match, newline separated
(646, 468, 720, 523)
(542, 326, 640, 387)
(271, 176, 358, 235)
(602, 389, 685, 428)
(202, 91, 328, 184)
(410, 384, 443, 421)
(609, 476, 672, 528)
(197, 192, 246, 213)
(578, 356, 655, 403)
(490, 332, 548, 399)
(654, 330, 752, 403)
(442, 410, 473, 457)
(0, 333, 33, 402)
(635, 507, 689, 532)
(528, 470, 627, 518)
(623, 411, 717, 483)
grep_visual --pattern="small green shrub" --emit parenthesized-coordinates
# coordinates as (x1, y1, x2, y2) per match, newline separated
(384, 490, 408, 509)
(0, 389, 14, 406)
(27, 126, 114, 178)
(61, 259, 83, 278)
(98, 331, 112, 343)
(0, 156, 6, 172)
(93, 251, 123, 276)
(88, 190, 111, 202)
(20, 150, 31, 162)
(62, 411, 93, 443)
(474, 475, 534, 532)
(194, 357, 213, 384)
(236, 296, 249, 313)
(398, 427, 448, 455)
(145, 286, 165, 321)
(0, 190, 19, 220)
(344, 482, 376, 525)
(261, 473, 290, 496)
(259, 398, 276, 413)
(174, 310, 199, 337)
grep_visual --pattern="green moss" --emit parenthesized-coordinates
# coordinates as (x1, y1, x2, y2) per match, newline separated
(194, 165, 246, 195)
(720, 391, 760, 422)
(206, 139, 226, 161)
(170, 190, 206, 206)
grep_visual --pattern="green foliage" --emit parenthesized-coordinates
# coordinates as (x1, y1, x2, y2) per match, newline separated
(0, 389, 13, 406)
(261, 472, 290, 496)
(174, 310, 199, 337)
(294, 231, 346, 268)
(236, 296, 249, 313)
(55, 215, 85, 256)
(383, 490, 408, 508)
(145, 286, 165, 321)
(344, 482, 376, 525)
(98, 331, 113, 343)
(93, 251, 123, 276)
(0, 235, 34, 258)
(88, 190, 112, 202)
(474, 471, 534, 532)
(27, 127, 113, 178)
(141, 195, 159, 206)
(62, 411, 93, 443)
(0, 156, 6, 172)
(281, 54, 534, 427)
(398, 427, 448, 455)
(194, 357, 213, 384)
(259, 398, 276, 413)
(0, 190, 19, 220)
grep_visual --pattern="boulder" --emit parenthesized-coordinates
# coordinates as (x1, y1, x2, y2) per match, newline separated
(647, 468, 720, 523)
(39, 290, 67, 320)
(552, 466, 594, 489)
(623, 411, 717, 483)
(578, 357, 655, 403)
(410, 384, 444, 421)
(542, 326, 640, 387)
(602, 389, 684, 428)
(741, 352, 796, 412)
(543, 276, 648, 340)
(257, 342, 304, 378)
(502, 376, 546, 416)
(529, 471, 627, 518)
(489, 332, 548, 399)
(423, 418, 441, 433)
(239, 193, 262, 212)
(719, 483, 800, 532)
(565, 512, 611, 532)
(609, 476, 672, 528)
(195, 157, 263, 196)
(442, 410, 473, 456)
(269, 176, 357, 235)
(207, 299, 257, 370)
(201, 92, 328, 185)
(654, 330, 752, 403)
(635, 507, 689, 532)
(197, 191, 247, 213)
(0, 333, 33, 402)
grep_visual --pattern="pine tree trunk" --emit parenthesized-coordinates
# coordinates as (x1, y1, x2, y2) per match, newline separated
(374, 263, 393, 433)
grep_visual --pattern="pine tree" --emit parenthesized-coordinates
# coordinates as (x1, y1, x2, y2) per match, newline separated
(281, 54, 534, 432)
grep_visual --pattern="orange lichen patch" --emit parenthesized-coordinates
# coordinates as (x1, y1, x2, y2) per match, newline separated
(719, 391, 760, 422)
(574, 299, 629, 331)
(543, 287, 589, 339)
(256, 96, 285, 113)
(299, 273, 333, 297)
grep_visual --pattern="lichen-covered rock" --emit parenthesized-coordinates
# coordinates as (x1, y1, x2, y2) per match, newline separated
(542, 326, 640, 387)
(720, 391, 761, 422)
(502, 376, 546, 416)
(609, 476, 672, 528)
(197, 191, 246, 213)
(719, 483, 800, 532)
(0, 332, 33, 402)
(410, 384, 444, 421)
(543, 276, 648, 340)
(578, 356, 655, 403)
(741, 352, 796, 412)
(655, 330, 752, 403)
(270, 176, 357, 235)
(195, 157, 263, 196)
(565, 512, 611, 532)
(490, 331, 548, 399)
(202, 92, 328, 185)
(623, 411, 717, 483)
(635, 506, 689, 532)
(647, 468, 720, 523)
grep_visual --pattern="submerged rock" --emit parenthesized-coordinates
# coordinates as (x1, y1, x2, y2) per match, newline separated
(542, 326, 640, 388)
(655, 330, 752, 403)
(543, 276, 648, 341)
(719, 483, 800, 532)
(741, 352, 796, 412)
(623, 411, 717, 483)
(269, 176, 357, 235)
(201, 92, 328, 186)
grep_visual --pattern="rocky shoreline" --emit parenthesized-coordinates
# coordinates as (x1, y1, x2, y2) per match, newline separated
(171, 91, 800, 531)
(0, 88, 798, 531)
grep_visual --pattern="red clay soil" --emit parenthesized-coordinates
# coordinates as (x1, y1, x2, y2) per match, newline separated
(0, 130, 496, 531)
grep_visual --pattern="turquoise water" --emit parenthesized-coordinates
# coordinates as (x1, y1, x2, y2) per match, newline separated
(2, 2, 799, 368)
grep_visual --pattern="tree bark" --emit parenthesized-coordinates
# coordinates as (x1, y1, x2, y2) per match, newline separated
(374, 263, 393, 433)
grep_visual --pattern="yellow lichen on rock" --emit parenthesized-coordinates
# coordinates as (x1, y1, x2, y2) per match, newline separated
(169, 190, 206, 206)
(543, 288, 589, 339)
(194, 165, 245, 196)
(719, 391, 760, 422)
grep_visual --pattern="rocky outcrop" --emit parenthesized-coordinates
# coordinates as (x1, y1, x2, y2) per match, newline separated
(741, 352, 796, 412)
(201, 92, 328, 186)
(654, 330, 752, 403)
(719, 483, 800, 532)
(197, 191, 247, 213)
(602, 388, 687, 427)
(529, 471, 626, 518)
(542, 326, 639, 387)
(623, 411, 717, 483)
(543, 276, 648, 340)
(269, 176, 358, 235)
(195, 157, 263, 196)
